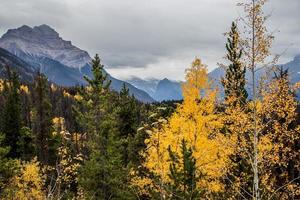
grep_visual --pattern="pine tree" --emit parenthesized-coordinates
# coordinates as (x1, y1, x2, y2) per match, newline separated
(76, 55, 134, 199)
(84, 54, 111, 94)
(18, 127, 35, 161)
(0, 133, 18, 193)
(221, 22, 251, 200)
(32, 72, 53, 164)
(168, 140, 201, 199)
(118, 83, 138, 166)
(221, 22, 248, 106)
(2, 68, 22, 158)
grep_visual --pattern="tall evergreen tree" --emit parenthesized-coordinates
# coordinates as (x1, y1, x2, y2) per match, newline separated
(76, 55, 134, 199)
(221, 22, 248, 105)
(221, 23, 251, 199)
(0, 133, 18, 193)
(118, 83, 138, 166)
(2, 68, 22, 158)
(84, 54, 111, 94)
(32, 72, 53, 164)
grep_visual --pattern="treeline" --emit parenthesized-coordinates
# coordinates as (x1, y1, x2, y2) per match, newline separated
(0, 0, 300, 199)
(0, 55, 176, 199)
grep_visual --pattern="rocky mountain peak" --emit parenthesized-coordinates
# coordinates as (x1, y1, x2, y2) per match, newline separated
(33, 24, 59, 38)
(0, 24, 91, 68)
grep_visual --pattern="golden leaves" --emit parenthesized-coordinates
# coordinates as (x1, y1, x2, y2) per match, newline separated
(4, 158, 45, 200)
(134, 58, 233, 196)
(63, 90, 72, 98)
(20, 85, 29, 94)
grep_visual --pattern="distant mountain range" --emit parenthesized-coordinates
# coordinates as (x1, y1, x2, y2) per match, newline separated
(0, 24, 299, 102)
(0, 25, 154, 103)
(128, 55, 300, 101)
(127, 77, 182, 101)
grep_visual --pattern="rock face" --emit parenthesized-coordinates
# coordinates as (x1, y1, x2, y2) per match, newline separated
(0, 25, 154, 103)
(0, 25, 91, 69)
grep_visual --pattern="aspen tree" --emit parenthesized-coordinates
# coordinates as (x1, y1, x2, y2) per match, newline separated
(238, 1, 274, 199)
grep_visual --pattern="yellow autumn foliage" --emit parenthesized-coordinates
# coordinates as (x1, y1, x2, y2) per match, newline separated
(0, 79, 4, 92)
(134, 58, 233, 196)
(4, 158, 45, 200)
(63, 90, 72, 98)
(74, 94, 83, 101)
(48, 117, 84, 198)
(260, 74, 300, 198)
(20, 84, 30, 94)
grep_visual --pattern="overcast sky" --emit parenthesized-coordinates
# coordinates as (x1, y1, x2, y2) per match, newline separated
(0, 0, 299, 80)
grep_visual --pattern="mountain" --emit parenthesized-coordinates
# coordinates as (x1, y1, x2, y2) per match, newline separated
(127, 77, 159, 97)
(129, 55, 300, 101)
(0, 47, 35, 81)
(280, 55, 300, 83)
(153, 78, 182, 101)
(209, 55, 300, 96)
(0, 25, 154, 102)
(0, 25, 90, 69)
(127, 77, 182, 101)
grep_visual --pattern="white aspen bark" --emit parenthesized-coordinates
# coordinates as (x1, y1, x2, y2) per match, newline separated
(251, 0, 260, 199)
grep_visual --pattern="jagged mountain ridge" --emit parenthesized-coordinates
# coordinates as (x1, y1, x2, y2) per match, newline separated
(0, 25, 154, 103)
(0, 25, 90, 69)
(129, 55, 300, 101)
(127, 77, 182, 101)
(209, 55, 300, 94)
(126, 77, 159, 97)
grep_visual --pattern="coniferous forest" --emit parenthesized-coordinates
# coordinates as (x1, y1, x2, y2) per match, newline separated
(0, 0, 299, 199)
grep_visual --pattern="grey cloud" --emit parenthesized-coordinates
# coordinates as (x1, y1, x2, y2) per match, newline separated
(0, 0, 299, 79)
(0, 0, 69, 32)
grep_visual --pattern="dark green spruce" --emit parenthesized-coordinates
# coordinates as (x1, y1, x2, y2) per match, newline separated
(32, 72, 53, 164)
(221, 22, 248, 105)
(2, 68, 22, 158)
(168, 140, 201, 199)
(76, 55, 135, 199)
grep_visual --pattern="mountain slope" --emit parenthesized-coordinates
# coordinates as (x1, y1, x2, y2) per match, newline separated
(0, 47, 35, 81)
(0, 25, 90, 69)
(127, 77, 182, 101)
(280, 55, 300, 83)
(209, 55, 300, 97)
(0, 25, 154, 102)
(126, 77, 159, 97)
(129, 55, 300, 101)
(153, 78, 182, 101)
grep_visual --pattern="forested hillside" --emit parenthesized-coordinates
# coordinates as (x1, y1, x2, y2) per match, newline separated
(0, 0, 299, 199)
